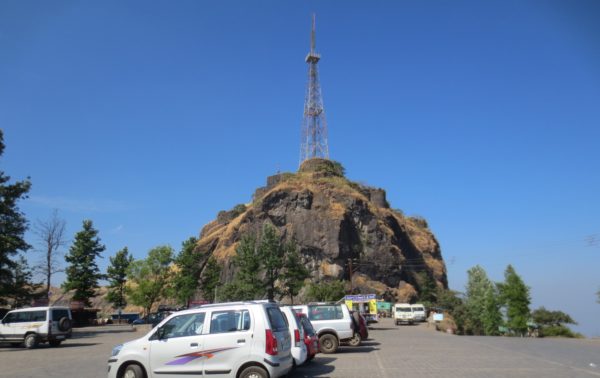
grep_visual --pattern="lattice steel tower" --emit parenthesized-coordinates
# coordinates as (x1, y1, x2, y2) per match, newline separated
(300, 14, 329, 165)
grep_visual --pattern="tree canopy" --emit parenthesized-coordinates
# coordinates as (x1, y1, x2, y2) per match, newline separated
(106, 247, 133, 310)
(127, 245, 173, 316)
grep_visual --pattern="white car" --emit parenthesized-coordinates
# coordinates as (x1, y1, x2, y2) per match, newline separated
(0, 306, 72, 348)
(411, 304, 426, 322)
(108, 301, 292, 378)
(292, 303, 354, 354)
(280, 306, 307, 366)
(393, 303, 416, 325)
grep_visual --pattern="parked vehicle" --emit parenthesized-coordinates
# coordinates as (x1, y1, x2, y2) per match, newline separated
(297, 313, 319, 361)
(393, 303, 415, 325)
(108, 301, 292, 378)
(292, 303, 355, 354)
(280, 306, 308, 366)
(0, 306, 72, 348)
(411, 304, 426, 322)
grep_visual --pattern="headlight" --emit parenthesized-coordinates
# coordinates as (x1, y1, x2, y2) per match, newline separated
(111, 344, 123, 357)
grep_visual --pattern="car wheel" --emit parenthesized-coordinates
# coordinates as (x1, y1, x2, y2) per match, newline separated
(49, 340, 62, 347)
(58, 317, 72, 332)
(122, 364, 145, 378)
(348, 332, 362, 347)
(24, 334, 39, 349)
(239, 366, 268, 378)
(319, 334, 339, 354)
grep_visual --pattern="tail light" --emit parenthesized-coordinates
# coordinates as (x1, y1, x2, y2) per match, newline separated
(294, 329, 301, 347)
(265, 330, 278, 356)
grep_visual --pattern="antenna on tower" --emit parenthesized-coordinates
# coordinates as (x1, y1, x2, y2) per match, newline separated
(300, 13, 329, 165)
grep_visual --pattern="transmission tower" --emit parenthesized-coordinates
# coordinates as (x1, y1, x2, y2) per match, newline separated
(299, 14, 329, 165)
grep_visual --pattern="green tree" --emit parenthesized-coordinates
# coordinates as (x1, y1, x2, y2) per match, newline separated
(5, 255, 42, 308)
(0, 130, 32, 304)
(106, 247, 133, 313)
(200, 256, 222, 302)
(227, 235, 264, 300)
(416, 271, 437, 307)
(259, 224, 285, 301)
(498, 265, 530, 336)
(531, 307, 580, 338)
(464, 265, 501, 335)
(171, 237, 201, 306)
(306, 280, 345, 302)
(436, 288, 467, 334)
(281, 241, 310, 304)
(127, 245, 173, 316)
(62, 220, 106, 306)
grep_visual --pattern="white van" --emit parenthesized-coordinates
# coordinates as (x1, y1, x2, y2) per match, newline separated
(280, 306, 307, 366)
(108, 301, 292, 378)
(393, 303, 415, 325)
(411, 304, 426, 322)
(0, 306, 72, 348)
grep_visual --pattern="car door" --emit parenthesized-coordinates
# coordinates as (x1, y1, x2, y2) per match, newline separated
(149, 312, 206, 378)
(0, 312, 19, 341)
(202, 308, 253, 377)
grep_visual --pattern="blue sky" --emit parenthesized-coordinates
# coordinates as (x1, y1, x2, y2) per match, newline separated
(1, 1, 599, 336)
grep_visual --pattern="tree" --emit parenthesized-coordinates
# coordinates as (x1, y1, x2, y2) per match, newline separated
(416, 271, 437, 307)
(62, 220, 105, 306)
(0, 130, 32, 304)
(34, 209, 67, 298)
(532, 307, 579, 338)
(171, 237, 202, 306)
(127, 245, 173, 316)
(464, 265, 501, 335)
(498, 265, 530, 336)
(306, 280, 345, 302)
(281, 241, 310, 304)
(225, 235, 264, 301)
(4, 255, 42, 308)
(106, 247, 133, 314)
(200, 256, 221, 303)
(259, 224, 285, 301)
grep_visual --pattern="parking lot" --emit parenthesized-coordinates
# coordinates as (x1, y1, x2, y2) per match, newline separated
(1, 318, 599, 378)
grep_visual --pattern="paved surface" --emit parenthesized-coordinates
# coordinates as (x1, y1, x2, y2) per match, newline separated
(292, 318, 600, 378)
(1, 319, 599, 377)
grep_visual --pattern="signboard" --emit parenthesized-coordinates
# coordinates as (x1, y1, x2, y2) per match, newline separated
(433, 313, 444, 322)
(344, 294, 376, 302)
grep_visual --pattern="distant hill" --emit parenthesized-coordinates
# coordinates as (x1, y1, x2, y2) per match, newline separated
(193, 159, 447, 302)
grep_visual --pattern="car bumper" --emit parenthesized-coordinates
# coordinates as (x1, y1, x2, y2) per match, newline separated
(263, 355, 293, 378)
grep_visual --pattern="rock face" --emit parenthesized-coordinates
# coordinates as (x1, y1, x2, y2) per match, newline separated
(195, 159, 447, 302)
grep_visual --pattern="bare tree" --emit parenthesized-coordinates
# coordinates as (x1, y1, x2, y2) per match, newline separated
(34, 210, 67, 298)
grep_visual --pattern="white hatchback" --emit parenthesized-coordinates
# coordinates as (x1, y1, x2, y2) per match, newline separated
(108, 301, 292, 378)
(280, 306, 307, 366)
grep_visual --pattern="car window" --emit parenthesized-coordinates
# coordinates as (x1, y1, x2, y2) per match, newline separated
(7, 311, 47, 322)
(308, 305, 343, 321)
(3, 313, 18, 323)
(300, 316, 316, 335)
(156, 312, 206, 339)
(266, 307, 287, 332)
(51, 309, 69, 320)
(210, 310, 251, 334)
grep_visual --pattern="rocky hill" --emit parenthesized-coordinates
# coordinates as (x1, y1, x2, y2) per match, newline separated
(194, 159, 447, 302)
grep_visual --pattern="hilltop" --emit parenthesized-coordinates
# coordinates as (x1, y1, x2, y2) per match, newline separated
(194, 159, 447, 302)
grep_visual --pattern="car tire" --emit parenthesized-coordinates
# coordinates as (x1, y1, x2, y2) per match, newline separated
(239, 366, 268, 378)
(24, 334, 39, 349)
(348, 332, 362, 347)
(49, 340, 62, 347)
(58, 317, 72, 332)
(319, 334, 338, 354)
(122, 364, 145, 378)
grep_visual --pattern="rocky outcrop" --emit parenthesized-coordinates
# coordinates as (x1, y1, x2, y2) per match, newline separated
(194, 159, 447, 302)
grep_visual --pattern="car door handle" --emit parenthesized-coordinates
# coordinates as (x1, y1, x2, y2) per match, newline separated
(190, 342, 199, 348)
(237, 339, 246, 344)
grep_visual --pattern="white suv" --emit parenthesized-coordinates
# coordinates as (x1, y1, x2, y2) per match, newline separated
(292, 303, 354, 354)
(108, 301, 292, 378)
(0, 306, 73, 348)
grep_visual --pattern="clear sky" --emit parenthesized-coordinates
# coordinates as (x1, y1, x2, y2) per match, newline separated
(1, 1, 599, 336)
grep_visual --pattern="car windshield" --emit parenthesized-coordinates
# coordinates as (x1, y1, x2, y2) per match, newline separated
(396, 308, 412, 313)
